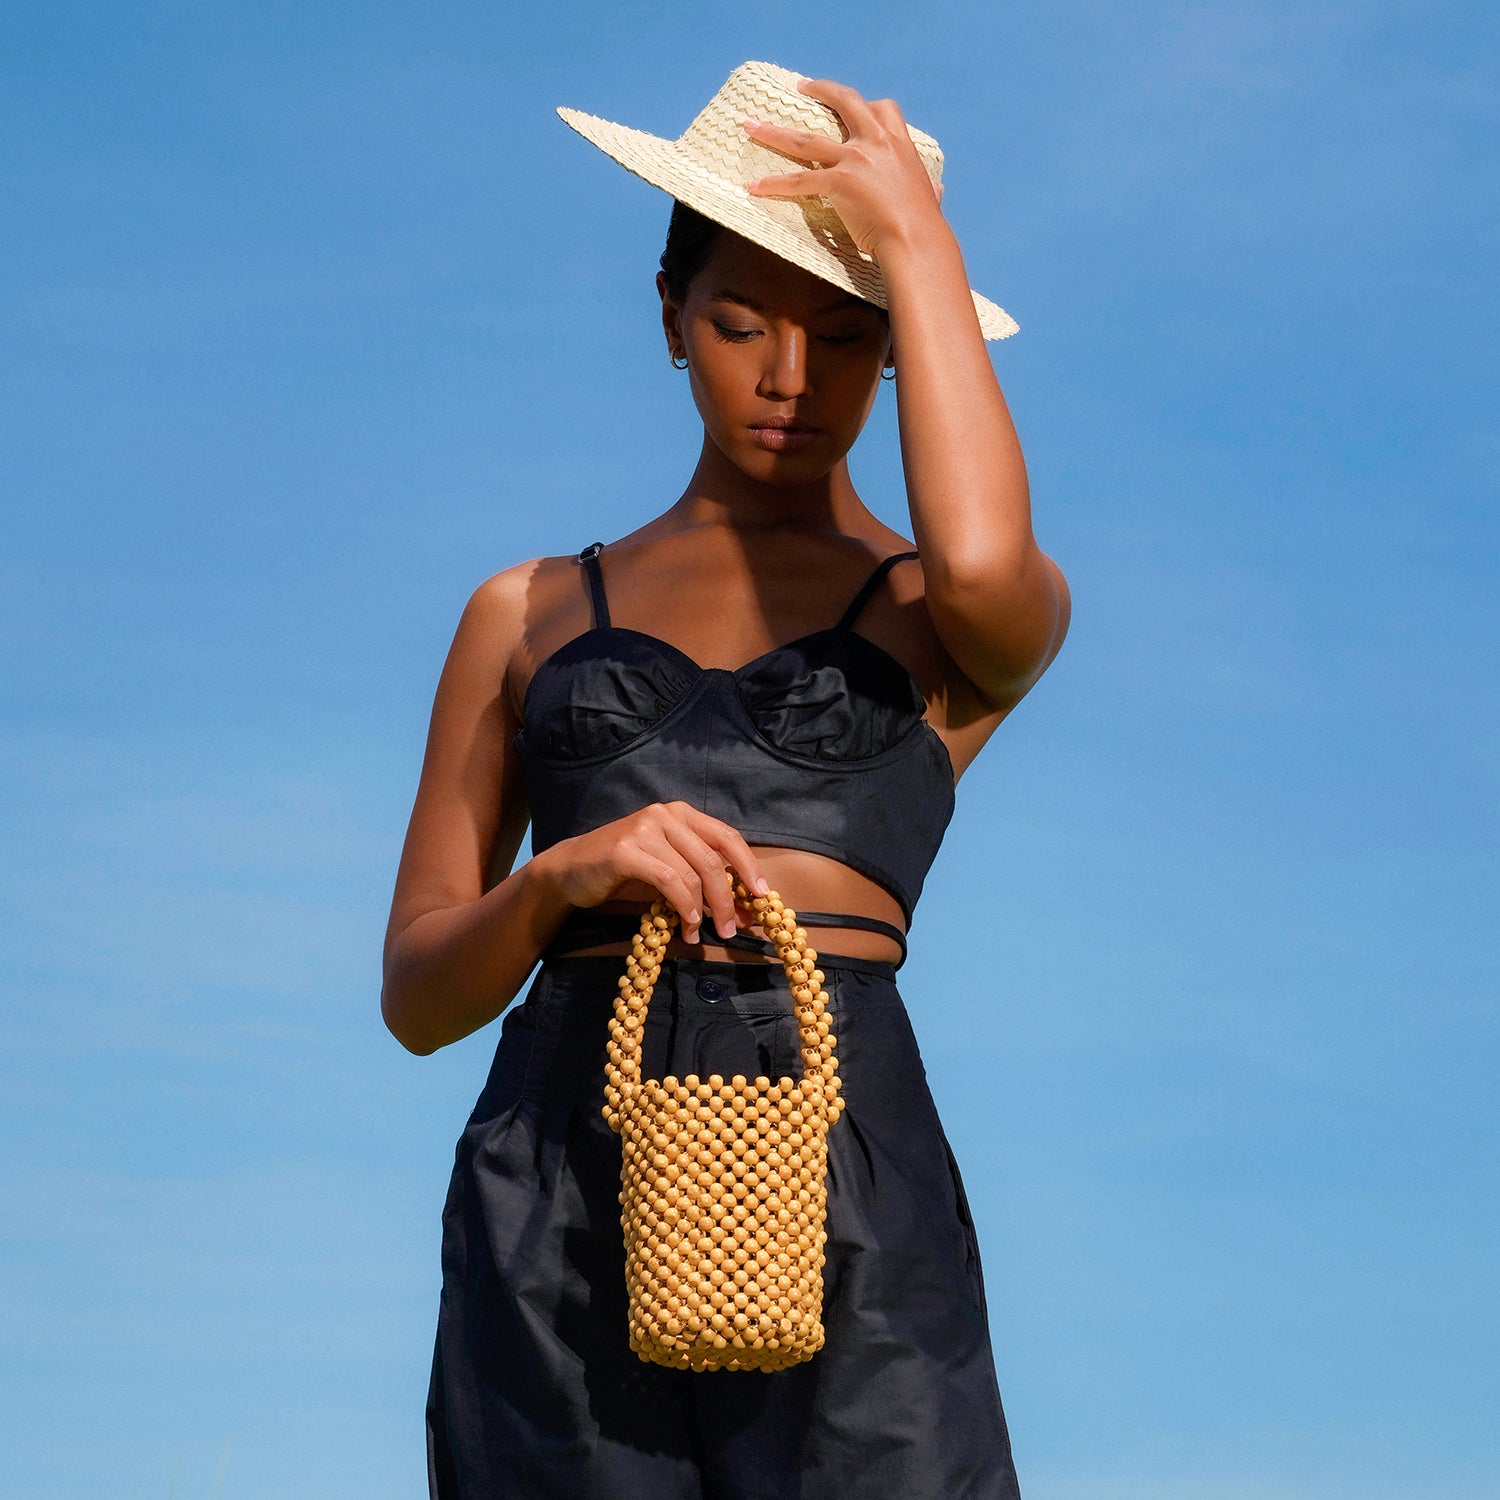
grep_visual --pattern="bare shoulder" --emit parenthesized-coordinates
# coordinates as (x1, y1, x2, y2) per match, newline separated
(448, 550, 595, 711)
(462, 550, 578, 629)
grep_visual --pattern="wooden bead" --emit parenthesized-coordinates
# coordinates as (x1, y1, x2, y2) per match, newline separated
(605, 875, 844, 1372)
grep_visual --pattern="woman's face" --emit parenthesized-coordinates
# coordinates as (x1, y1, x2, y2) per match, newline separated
(659, 230, 893, 486)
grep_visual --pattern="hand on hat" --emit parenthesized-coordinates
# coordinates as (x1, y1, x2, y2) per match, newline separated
(742, 76, 947, 262)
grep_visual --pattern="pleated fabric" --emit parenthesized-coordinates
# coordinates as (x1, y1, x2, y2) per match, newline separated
(426, 955, 1022, 1499)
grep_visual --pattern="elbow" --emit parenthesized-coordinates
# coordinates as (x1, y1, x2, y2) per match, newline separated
(381, 921, 448, 1055)
(1047, 558, 1073, 657)
(929, 547, 1071, 704)
(392, 1025, 441, 1058)
(971, 544, 1070, 642)
(381, 977, 443, 1056)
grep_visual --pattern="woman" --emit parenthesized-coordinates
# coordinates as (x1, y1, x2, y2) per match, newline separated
(384, 61, 1070, 1499)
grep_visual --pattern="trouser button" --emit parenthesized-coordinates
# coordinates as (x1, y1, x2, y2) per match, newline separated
(695, 977, 726, 1003)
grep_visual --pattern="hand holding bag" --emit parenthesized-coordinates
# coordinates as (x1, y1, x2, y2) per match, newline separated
(601, 877, 846, 1372)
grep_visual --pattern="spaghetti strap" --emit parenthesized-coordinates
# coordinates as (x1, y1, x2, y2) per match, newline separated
(835, 550, 920, 632)
(577, 541, 610, 629)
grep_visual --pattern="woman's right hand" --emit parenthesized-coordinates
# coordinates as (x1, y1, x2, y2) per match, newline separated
(532, 801, 770, 946)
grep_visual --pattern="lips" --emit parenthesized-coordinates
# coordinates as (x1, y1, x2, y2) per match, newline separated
(750, 417, 819, 433)
(748, 421, 822, 453)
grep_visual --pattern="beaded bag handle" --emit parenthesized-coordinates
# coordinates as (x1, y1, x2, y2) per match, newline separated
(601, 876, 845, 1372)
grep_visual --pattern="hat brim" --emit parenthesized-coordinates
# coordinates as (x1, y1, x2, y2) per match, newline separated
(557, 106, 1018, 342)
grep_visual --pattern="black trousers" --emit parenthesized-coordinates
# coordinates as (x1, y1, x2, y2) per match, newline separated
(426, 954, 1022, 1499)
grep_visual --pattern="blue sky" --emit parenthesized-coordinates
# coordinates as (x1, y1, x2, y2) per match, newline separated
(2, 2, 1495, 1496)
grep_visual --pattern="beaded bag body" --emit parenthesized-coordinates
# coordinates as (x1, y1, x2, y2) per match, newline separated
(601, 880, 846, 1372)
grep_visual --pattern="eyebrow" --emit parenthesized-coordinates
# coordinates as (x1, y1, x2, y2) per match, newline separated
(708, 287, 872, 317)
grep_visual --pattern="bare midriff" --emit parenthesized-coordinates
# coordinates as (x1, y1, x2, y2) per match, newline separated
(553, 846, 907, 966)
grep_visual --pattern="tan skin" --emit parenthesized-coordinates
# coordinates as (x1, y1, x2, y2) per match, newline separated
(382, 76, 1071, 1055)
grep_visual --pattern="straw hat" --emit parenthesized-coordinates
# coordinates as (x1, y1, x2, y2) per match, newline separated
(556, 59, 1018, 342)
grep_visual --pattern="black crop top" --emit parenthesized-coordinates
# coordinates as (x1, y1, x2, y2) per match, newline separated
(516, 542, 957, 964)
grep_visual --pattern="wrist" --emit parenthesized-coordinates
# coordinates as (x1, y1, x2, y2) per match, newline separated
(518, 841, 576, 926)
(873, 213, 990, 349)
(873, 202, 960, 267)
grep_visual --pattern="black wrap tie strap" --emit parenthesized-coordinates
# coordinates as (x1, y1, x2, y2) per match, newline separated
(543, 906, 908, 970)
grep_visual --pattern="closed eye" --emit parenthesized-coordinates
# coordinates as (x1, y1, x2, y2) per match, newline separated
(710, 321, 874, 346)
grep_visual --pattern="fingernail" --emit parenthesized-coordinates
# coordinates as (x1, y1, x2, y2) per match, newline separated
(742, 116, 762, 130)
(754, 877, 770, 895)
(686, 909, 700, 926)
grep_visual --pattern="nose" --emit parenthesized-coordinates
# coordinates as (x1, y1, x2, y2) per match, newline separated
(756, 325, 809, 401)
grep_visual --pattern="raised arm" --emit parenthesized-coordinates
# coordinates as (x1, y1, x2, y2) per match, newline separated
(746, 77, 1070, 709)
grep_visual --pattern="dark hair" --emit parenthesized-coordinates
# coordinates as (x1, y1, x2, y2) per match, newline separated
(658, 199, 724, 305)
(657, 197, 890, 329)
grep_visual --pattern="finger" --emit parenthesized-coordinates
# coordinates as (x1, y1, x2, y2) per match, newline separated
(660, 823, 744, 941)
(681, 809, 771, 904)
(628, 805, 717, 939)
(745, 168, 829, 198)
(795, 75, 881, 134)
(631, 847, 705, 941)
(742, 117, 846, 164)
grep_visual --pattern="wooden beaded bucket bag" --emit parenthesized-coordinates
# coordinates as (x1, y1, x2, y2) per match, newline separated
(601, 879, 845, 1372)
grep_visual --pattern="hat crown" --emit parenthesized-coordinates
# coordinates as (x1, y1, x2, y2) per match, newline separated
(554, 60, 1017, 340)
(676, 60, 944, 191)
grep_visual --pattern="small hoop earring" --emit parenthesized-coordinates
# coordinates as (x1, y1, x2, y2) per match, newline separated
(671, 352, 688, 370)
(881, 365, 896, 381)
